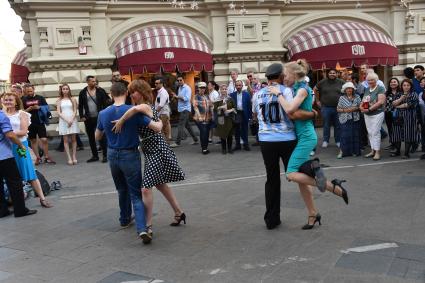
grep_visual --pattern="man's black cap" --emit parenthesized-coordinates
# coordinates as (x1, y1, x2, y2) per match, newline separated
(265, 63, 283, 78)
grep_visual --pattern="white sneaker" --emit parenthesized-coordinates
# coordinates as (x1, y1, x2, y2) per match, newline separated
(336, 142, 341, 148)
(322, 141, 328, 148)
(139, 231, 152, 244)
(170, 143, 180, 148)
(191, 141, 199, 145)
(310, 150, 315, 156)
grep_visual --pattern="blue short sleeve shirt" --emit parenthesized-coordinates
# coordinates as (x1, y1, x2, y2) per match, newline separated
(97, 105, 151, 149)
(0, 111, 14, 160)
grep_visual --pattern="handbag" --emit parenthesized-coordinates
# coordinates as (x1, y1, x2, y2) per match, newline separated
(392, 109, 404, 126)
(217, 115, 225, 125)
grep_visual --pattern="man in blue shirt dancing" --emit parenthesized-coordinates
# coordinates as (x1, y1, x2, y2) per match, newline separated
(96, 82, 162, 244)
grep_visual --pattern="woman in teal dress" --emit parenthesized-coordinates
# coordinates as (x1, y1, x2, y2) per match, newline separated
(269, 59, 349, 230)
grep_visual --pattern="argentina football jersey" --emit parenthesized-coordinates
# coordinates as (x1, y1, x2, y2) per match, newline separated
(255, 84, 296, 142)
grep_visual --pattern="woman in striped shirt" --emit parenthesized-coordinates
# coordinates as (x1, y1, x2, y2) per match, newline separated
(193, 82, 214, 154)
(337, 82, 362, 159)
(391, 79, 420, 158)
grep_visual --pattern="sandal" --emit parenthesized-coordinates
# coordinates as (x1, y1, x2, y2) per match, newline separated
(35, 157, 42, 165)
(40, 199, 53, 208)
(170, 212, 186, 226)
(44, 157, 56, 165)
(331, 179, 349, 205)
(146, 225, 153, 237)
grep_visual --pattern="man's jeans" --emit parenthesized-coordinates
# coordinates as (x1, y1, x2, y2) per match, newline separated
(321, 106, 340, 143)
(196, 122, 211, 150)
(175, 110, 198, 144)
(107, 148, 145, 234)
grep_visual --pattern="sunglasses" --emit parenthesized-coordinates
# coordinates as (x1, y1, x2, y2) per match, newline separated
(247, 75, 252, 78)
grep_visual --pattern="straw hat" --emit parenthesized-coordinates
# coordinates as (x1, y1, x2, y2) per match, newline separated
(341, 82, 356, 93)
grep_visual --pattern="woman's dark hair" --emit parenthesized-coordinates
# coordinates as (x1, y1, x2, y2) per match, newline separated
(208, 81, 219, 91)
(400, 78, 413, 93)
(385, 77, 400, 95)
(351, 73, 360, 84)
(403, 67, 415, 79)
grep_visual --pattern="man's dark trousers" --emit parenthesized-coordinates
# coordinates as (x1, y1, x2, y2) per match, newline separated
(234, 111, 249, 147)
(85, 117, 107, 158)
(0, 158, 28, 217)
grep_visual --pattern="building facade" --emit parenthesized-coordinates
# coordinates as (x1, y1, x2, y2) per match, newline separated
(9, 0, 425, 131)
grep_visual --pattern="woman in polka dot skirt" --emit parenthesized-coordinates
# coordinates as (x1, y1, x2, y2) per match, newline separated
(113, 80, 186, 239)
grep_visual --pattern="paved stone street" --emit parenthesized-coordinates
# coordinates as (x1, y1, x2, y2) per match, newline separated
(0, 131, 424, 283)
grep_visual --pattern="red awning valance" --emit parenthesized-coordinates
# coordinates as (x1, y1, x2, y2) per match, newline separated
(286, 21, 398, 69)
(10, 48, 30, 84)
(115, 25, 213, 74)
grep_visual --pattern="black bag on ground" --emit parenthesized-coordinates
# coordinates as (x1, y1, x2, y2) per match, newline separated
(35, 170, 51, 196)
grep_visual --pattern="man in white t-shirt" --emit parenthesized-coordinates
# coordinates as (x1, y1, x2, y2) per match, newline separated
(155, 78, 171, 143)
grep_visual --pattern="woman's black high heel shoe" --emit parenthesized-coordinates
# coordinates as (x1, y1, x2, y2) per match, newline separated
(170, 212, 186, 226)
(302, 213, 321, 230)
(331, 179, 349, 205)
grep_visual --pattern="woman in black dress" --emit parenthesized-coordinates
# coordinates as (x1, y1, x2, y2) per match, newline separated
(385, 78, 400, 151)
(113, 80, 186, 238)
(391, 79, 420, 158)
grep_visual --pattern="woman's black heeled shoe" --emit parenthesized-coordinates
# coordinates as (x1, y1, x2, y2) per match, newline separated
(331, 179, 349, 205)
(170, 212, 186, 226)
(302, 213, 321, 230)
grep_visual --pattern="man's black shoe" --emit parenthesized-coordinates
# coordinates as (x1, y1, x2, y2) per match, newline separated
(15, 209, 37, 218)
(87, 157, 99, 163)
(244, 145, 251, 151)
(77, 147, 84, 151)
(266, 220, 282, 230)
(0, 210, 11, 218)
(420, 154, 425, 160)
(102, 157, 108, 163)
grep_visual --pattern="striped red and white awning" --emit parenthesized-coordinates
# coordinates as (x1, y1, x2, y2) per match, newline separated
(12, 48, 28, 67)
(10, 48, 30, 84)
(115, 25, 211, 58)
(286, 21, 398, 69)
(115, 25, 213, 73)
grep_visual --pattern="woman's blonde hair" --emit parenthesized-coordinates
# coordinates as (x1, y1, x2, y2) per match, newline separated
(284, 59, 309, 79)
(3, 92, 24, 111)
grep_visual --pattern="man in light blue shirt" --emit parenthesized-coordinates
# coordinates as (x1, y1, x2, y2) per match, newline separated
(0, 111, 37, 218)
(170, 75, 199, 147)
(254, 63, 318, 230)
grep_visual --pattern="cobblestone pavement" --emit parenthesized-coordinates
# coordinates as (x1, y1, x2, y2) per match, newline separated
(0, 131, 424, 283)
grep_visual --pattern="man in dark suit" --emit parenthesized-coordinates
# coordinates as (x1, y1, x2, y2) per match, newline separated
(78, 75, 110, 163)
(230, 80, 252, 151)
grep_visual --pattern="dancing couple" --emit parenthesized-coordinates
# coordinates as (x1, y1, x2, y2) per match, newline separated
(97, 81, 186, 244)
(255, 61, 349, 230)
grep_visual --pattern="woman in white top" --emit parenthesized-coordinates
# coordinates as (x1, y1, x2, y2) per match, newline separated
(57, 84, 79, 165)
(2, 92, 52, 208)
(208, 81, 220, 143)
